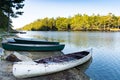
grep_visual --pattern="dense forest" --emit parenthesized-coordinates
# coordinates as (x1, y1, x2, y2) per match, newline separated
(20, 13, 120, 31)
(0, 0, 24, 31)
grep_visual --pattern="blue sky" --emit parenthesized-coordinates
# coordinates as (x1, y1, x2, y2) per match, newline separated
(12, 0, 120, 29)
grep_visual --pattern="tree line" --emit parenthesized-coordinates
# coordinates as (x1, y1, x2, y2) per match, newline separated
(20, 13, 120, 31)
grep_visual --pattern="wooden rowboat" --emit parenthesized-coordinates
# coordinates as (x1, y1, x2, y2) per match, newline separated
(13, 50, 92, 78)
(1, 42, 65, 51)
(14, 38, 59, 45)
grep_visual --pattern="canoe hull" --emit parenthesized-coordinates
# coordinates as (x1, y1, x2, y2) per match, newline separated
(13, 51, 92, 78)
(14, 38, 59, 45)
(2, 42, 65, 51)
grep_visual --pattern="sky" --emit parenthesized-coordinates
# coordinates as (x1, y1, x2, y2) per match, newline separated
(12, 0, 120, 29)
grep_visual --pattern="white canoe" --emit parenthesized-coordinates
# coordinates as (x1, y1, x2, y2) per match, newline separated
(13, 50, 92, 78)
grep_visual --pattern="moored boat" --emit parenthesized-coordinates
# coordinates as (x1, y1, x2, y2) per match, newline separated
(1, 42, 65, 51)
(14, 38, 59, 45)
(13, 50, 92, 78)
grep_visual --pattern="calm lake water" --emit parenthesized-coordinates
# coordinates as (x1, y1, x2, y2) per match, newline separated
(2, 31, 120, 80)
(16, 31, 120, 80)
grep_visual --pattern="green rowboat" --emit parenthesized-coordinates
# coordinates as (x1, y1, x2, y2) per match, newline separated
(2, 42, 65, 51)
(14, 38, 59, 45)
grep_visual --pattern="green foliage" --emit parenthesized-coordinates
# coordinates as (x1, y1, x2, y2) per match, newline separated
(56, 17, 68, 31)
(0, 10, 8, 30)
(0, 0, 25, 30)
(0, 0, 25, 18)
(20, 13, 120, 31)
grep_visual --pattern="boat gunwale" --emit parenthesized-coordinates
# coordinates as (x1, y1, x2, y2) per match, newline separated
(2, 41, 65, 47)
(14, 51, 91, 65)
(1, 41, 65, 51)
(34, 51, 91, 64)
(14, 38, 59, 44)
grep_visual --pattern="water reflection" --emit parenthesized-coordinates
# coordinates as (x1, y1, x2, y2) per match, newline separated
(17, 31, 120, 52)
(15, 31, 120, 80)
